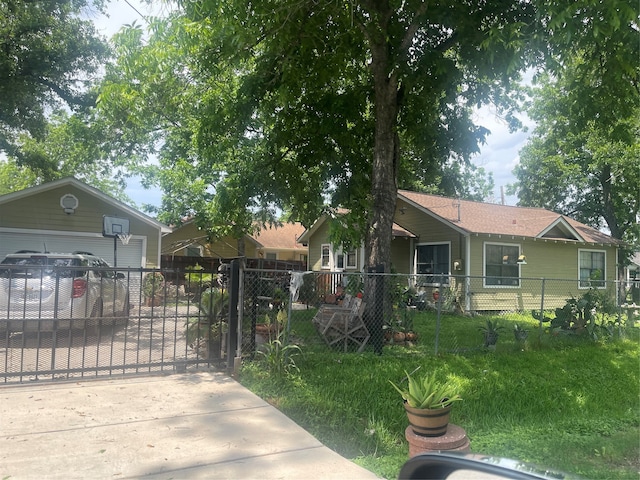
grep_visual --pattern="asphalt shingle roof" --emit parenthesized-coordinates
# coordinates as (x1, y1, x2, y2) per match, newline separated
(398, 190, 619, 244)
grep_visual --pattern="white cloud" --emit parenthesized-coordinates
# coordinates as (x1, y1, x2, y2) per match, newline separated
(471, 104, 535, 204)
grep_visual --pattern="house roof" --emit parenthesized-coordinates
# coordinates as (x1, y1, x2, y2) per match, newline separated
(297, 212, 416, 244)
(398, 190, 619, 245)
(0, 177, 171, 233)
(251, 222, 307, 251)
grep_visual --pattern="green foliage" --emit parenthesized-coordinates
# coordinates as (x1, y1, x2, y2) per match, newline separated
(478, 319, 506, 337)
(255, 333, 302, 378)
(552, 288, 619, 335)
(0, 0, 109, 158)
(142, 272, 164, 299)
(389, 369, 462, 409)
(0, 160, 36, 195)
(184, 264, 216, 289)
(512, 38, 639, 252)
(199, 287, 228, 321)
(240, 309, 639, 479)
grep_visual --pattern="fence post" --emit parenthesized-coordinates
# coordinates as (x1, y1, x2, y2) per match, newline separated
(227, 259, 240, 374)
(367, 264, 384, 355)
(538, 278, 546, 338)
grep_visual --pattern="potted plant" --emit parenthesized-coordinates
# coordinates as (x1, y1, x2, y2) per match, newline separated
(142, 272, 165, 306)
(479, 319, 505, 349)
(185, 287, 228, 359)
(513, 324, 529, 342)
(390, 369, 462, 437)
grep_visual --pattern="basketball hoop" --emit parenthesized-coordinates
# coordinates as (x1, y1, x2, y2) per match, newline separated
(117, 233, 132, 246)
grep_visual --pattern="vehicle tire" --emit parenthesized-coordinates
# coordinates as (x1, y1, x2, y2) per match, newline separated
(122, 294, 130, 317)
(116, 295, 130, 325)
(88, 299, 103, 330)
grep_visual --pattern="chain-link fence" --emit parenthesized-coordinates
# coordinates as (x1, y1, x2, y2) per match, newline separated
(4, 261, 636, 383)
(239, 269, 638, 358)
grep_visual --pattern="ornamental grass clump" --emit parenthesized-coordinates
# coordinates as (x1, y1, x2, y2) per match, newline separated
(389, 369, 462, 409)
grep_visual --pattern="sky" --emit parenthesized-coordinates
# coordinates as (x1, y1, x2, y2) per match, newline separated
(92, 1, 533, 210)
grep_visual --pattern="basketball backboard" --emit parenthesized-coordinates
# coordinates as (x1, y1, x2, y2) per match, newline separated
(103, 215, 130, 238)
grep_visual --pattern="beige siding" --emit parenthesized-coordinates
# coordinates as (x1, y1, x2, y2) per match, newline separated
(393, 201, 464, 275)
(308, 221, 331, 270)
(390, 237, 411, 273)
(0, 185, 161, 267)
(465, 235, 618, 311)
(162, 222, 248, 259)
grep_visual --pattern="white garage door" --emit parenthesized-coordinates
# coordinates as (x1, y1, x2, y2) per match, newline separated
(0, 229, 145, 268)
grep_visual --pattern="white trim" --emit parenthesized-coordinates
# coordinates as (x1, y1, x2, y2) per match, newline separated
(578, 248, 607, 289)
(0, 227, 147, 267)
(538, 217, 585, 242)
(320, 243, 331, 270)
(414, 241, 451, 285)
(483, 241, 522, 288)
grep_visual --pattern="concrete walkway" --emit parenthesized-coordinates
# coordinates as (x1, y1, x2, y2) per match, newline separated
(0, 372, 381, 479)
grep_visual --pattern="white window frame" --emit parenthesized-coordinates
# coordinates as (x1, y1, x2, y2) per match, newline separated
(578, 248, 606, 289)
(321, 244, 331, 269)
(265, 252, 277, 260)
(414, 241, 451, 285)
(483, 242, 521, 288)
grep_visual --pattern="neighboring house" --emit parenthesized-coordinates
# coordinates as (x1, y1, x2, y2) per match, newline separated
(626, 252, 640, 282)
(162, 220, 308, 265)
(297, 214, 415, 273)
(0, 177, 170, 268)
(300, 190, 622, 312)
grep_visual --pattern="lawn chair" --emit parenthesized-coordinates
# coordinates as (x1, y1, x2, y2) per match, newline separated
(314, 298, 370, 352)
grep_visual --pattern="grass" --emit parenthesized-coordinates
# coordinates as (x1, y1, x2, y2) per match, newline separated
(239, 307, 640, 479)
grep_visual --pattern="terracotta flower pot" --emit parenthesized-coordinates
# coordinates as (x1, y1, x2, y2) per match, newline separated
(393, 331, 406, 343)
(404, 403, 451, 437)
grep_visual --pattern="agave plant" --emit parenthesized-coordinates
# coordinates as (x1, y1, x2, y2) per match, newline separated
(389, 369, 462, 409)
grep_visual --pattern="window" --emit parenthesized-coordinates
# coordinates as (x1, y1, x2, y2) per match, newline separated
(186, 245, 202, 257)
(579, 249, 605, 288)
(485, 243, 520, 287)
(336, 253, 344, 269)
(265, 252, 277, 260)
(321, 244, 330, 269)
(416, 243, 450, 284)
(346, 250, 357, 269)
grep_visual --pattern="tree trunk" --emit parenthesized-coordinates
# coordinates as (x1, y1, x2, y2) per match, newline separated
(365, 30, 400, 273)
(362, 17, 402, 353)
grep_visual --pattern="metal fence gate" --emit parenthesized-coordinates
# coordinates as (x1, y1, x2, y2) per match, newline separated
(3, 262, 638, 384)
(1, 266, 224, 384)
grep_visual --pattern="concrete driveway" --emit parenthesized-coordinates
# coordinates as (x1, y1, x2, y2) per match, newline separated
(0, 371, 380, 479)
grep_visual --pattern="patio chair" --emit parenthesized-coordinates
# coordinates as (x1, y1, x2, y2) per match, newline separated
(313, 298, 370, 352)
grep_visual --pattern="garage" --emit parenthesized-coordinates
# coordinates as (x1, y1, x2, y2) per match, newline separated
(0, 229, 146, 268)
(0, 177, 170, 269)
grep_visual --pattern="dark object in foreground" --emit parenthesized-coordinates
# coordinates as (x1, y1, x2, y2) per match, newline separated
(399, 452, 577, 480)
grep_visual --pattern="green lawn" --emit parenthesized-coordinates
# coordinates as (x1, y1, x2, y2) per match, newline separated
(239, 308, 640, 479)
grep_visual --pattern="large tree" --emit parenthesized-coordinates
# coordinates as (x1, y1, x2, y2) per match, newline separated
(0, 0, 109, 159)
(512, 0, 639, 271)
(171, 0, 535, 274)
